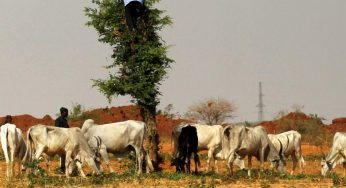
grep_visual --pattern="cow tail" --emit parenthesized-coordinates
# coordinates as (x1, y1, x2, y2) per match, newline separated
(6, 127, 9, 150)
(221, 126, 226, 160)
(2, 127, 9, 161)
(95, 136, 101, 151)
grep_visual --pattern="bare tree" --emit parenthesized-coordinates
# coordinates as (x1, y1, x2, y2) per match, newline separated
(185, 98, 236, 125)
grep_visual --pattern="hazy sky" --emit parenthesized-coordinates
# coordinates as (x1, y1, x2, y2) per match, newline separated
(1, 1, 345, 123)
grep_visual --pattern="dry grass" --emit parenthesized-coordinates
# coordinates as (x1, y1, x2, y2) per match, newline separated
(0, 141, 342, 188)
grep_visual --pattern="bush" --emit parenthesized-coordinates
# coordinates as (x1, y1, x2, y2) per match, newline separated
(276, 112, 326, 146)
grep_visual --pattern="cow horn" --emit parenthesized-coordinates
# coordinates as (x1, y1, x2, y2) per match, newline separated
(97, 136, 102, 150)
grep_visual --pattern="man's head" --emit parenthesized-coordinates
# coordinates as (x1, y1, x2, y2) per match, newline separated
(60, 107, 68, 118)
(4, 115, 12, 124)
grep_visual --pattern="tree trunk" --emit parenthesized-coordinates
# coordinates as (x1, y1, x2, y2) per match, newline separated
(140, 106, 161, 171)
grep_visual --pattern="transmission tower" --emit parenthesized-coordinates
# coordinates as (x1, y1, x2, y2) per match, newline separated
(257, 81, 265, 122)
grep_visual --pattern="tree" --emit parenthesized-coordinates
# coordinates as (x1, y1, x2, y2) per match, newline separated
(157, 104, 180, 119)
(185, 98, 236, 125)
(68, 102, 85, 120)
(85, 0, 173, 170)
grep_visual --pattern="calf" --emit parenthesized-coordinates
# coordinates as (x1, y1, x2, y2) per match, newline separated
(0, 123, 30, 178)
(171, 125, 200, 174)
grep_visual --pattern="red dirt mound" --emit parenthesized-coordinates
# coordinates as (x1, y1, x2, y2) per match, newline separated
(324, 117, 346, 134)
(332, 117, 346, 124)
(259, 112, 322, 134)
(68, 105, 143, 128)
(0, 114, 54, 132)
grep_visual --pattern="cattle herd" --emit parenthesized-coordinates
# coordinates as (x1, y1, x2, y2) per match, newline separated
(0, 120, 346, 180)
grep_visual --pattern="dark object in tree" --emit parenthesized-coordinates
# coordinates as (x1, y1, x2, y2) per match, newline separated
(171, 125, 200, 174)
(124, 0, 145, 31)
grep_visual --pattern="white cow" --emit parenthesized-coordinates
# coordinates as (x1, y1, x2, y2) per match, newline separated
(0, 123, 30, 177)
(268, 130, 305, 174)
(27, 124, 100, 177)
(81, 119, 153, 174)
(321, 132, 346, 177)
(223, 124, 285, 176)
(172, 124, 240, 172)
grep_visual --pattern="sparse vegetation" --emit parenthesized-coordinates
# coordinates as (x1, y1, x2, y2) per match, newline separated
(185, 98, 237, 125)
(275, 111, 327, 146)
(157, 104, 180, 119)
(67, 102, 100, 125)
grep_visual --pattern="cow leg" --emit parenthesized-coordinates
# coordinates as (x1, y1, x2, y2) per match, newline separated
(207, 148, 214, 172)
(296, 151, 304, 174)
(34, 146, 45, 160)
(9, 144, 16, 177)
(18, 160, 21, 176)
(194, 153, 199, 174)
(213, 153, 219, 173)
(2, 147, 10, 178)
(260, 148, 265, 171)
(187, 156, 191, 174)
(135, 147, 143, 174)
(76, 160, 86, 178)
(291, 154, 298, 175)
(100, 148, 114, 173)
(227, 153, 236, 175)
(247, 155, 252, 177)
(45, 156, 51, 175)
(65, 151, 72, 177)
(5, 159, 11, 178)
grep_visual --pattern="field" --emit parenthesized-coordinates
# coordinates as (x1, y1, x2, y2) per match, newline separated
(1, 141, 345, 188)
(2, 110, 346, 187)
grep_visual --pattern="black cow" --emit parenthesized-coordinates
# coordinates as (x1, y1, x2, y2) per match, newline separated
(171, 125, 200, 174)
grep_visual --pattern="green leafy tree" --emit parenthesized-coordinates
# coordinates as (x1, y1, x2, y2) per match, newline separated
(85, 0, 173, 170)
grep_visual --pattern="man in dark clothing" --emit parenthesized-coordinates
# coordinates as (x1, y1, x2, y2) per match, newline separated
(55, 107, 69, 173)
(55, 107, 69, 128)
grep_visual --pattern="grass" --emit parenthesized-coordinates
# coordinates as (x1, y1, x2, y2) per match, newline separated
(0, 165, 336, 187)
(0, 150, 337, 187)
